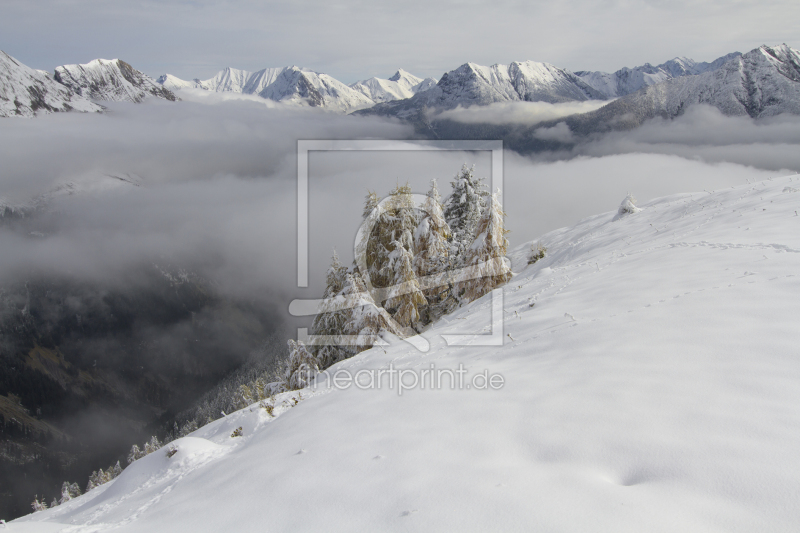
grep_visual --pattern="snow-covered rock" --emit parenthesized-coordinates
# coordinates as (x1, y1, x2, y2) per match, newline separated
(361, 60, 607, 119)
(157, 66, 375, 112)
(576, 52, 742, 98)
(350, 69, 437, 103)
(54, 59, 178, 103)
(16, 171, 800, 531)
(0, 51, 103, 118)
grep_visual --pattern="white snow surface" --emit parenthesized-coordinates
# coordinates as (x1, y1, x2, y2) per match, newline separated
(0, 51, 102, 117)
(157, 66, 374, 112)
(13, 175, 800, 531)
(350, 69, 437, 103)
(54, 59, 178, 103)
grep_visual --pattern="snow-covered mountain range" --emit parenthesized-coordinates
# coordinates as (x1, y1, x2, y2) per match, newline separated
(156, 66, 375, 112)
(560, 44, 800, 136)
(0, 51, 102, 117)
(361, 60, 607, 119)
(54, 59, 178, 103)
(575, 52, 742, 98)
(3, 44, 799, 123)
(349, 69, 437, 103)
(14, 174, 800, 531)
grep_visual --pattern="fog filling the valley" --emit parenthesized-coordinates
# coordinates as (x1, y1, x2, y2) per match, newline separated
(2, 98, 798, 320)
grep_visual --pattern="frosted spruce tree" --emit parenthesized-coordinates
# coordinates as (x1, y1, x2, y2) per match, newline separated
(310, 250, 350, 368)
(341, 271, 401, 352)
(443, 164, 488, 260)
(277, 339, 319, 391)
(414, 179, 453, 320)
(384, 240, 427, 329)
(458, 190, 512, 302)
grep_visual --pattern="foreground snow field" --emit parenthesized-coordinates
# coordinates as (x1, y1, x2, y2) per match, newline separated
(11, 175, 800, 532)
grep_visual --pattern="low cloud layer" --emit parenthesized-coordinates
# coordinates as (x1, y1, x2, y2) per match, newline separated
(436, 100, 609, 126)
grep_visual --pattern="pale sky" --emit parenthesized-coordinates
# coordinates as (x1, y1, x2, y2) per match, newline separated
(1, 0, 798, 83)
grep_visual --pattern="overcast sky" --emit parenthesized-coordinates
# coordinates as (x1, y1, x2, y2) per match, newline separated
(2, 0, 798, 83)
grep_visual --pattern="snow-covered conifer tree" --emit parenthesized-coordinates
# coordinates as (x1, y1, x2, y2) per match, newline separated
(127, 444, 144, 464)
(277, 340, 319, 391)
(310, 250, 350, 368)
(59, 482, 72, 505)
(339, 272, 403, 352)
(384, 240, 427, 328)
(111, 461, 123, 478)
(414, 179, 453, 320)
(458, 190, 512, 302)
(443, 164, 488, 260)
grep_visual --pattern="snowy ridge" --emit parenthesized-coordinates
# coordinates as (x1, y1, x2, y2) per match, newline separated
(157, 66, 375, 112)
(360, 60, 607, 119)
(576, 52, 742, 98)
(14, 175, 800, 531)
(565, 44, 800, 133)
(350, 69, 437, 103)
(54, 59, 178, 103)
(0, 51, 102, 117)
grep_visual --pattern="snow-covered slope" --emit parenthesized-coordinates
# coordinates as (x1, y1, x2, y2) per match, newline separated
(0, 51, 103, 117)
(157, 66, 374, 112)
(350, 69, 437, 103)
(15, 174, 800, 531)
(576, 52, 742, 98)
(361, 60, 607, 119)
(54, 59, 178, 103)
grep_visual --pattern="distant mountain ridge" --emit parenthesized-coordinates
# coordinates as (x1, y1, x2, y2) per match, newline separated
(575, 52, 742, 98)
(349, 69, 437, 103)
(54, 59, 178, 103)
(359, 60, 607, 119)
(156, 66, 375, 112)
(560, 44, 800, 136)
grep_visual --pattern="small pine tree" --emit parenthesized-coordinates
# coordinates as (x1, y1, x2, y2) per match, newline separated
(458, 190, 512, 302)
(50, 497, 59, 508)
(111, 461, 123, 478)
(144, 436, 162, 455)
(59, 482, 72, 505)
(443, 164, 488, 259)
(31, 496, 48, 512)
(127, 444, 144, 464)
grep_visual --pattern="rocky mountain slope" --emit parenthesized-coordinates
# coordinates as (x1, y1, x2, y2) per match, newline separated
(54, 59, 178, 103)
(576, 52, 742, 98)
(0, 51, 102, 118)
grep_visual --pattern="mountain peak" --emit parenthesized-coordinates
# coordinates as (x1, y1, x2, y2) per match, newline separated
(0, 50, 103, 117)
(54, 58, 178, 103)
